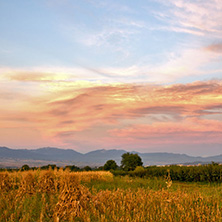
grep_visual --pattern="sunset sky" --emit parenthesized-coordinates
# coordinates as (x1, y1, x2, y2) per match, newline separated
(0, 0, 222, 155)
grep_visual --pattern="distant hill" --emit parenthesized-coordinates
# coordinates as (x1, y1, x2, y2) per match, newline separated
(0, 146, 222, 168)
(0, 147, 83, 161)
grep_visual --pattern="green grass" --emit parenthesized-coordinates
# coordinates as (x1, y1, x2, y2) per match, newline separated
(82, 176, 167, 192)
(83, 175, 222, 197)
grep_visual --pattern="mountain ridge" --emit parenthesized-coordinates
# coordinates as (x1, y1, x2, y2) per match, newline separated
(0, 146, 222, 167)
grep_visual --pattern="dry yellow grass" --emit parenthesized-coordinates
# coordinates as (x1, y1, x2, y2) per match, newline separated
(73, 170, 114, 182)
(0, 170, 222, 221)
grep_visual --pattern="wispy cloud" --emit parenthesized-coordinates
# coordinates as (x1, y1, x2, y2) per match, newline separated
(156, 0, 222, 37)
(62, 21, 142, 59)
(110, 118, 222, 147)
(0, 39, 221, 86)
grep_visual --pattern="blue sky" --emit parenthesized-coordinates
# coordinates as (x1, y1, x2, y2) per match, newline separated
(1, 0, 221, 83)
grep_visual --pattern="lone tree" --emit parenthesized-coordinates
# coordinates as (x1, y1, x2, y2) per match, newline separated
(104, 160, 118, 171)
(21, 164, 30, 171)
(121, 152, 143, 171)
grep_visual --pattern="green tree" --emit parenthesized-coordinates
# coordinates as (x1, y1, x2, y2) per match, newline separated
(121, 152, 143, 171)
(21, 164, 30, 171)
(104, 160, 118, 171)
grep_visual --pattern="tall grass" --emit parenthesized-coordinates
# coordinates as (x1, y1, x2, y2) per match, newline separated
(0, 170, 222, 221)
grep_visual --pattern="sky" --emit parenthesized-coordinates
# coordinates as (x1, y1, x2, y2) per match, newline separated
(0, 0, 222, 156)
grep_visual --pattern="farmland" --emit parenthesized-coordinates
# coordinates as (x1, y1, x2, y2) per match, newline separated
(1, 169, 222, 221)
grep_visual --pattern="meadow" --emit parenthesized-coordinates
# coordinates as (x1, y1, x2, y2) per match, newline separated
(1, 169, 222, 222)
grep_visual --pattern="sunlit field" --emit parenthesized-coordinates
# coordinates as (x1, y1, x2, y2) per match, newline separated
(1, 169, 222, 222)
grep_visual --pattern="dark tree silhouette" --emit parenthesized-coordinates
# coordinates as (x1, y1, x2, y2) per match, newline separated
(21, 164, 30, 171)
(121, 152, 143, 171)
(83, 166, 92, 171)
(104, 160, 118, 170)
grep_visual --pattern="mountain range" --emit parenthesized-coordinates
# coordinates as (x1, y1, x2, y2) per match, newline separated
(1, 146, 222, 168)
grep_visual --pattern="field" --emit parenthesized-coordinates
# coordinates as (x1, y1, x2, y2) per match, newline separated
(1, 170, 222, 222)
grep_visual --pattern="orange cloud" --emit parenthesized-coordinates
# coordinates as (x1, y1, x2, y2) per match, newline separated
(1, 77, 222, 152)
(110, 118, 222, 144)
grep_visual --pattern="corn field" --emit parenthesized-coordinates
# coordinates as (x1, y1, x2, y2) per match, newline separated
(0, 169, 222, 221)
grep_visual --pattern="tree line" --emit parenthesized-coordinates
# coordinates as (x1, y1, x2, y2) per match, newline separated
(103, 155, 222, 183)
(1, 152, 222, 183)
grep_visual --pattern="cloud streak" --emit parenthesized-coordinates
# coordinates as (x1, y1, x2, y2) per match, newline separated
(157, 0, 222, 37)
(1, 75, 222, 153)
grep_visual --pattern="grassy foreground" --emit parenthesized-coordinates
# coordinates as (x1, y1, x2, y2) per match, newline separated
(1, 170, 222, 222)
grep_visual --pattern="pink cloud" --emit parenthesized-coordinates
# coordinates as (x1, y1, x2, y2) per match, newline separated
(205, 43, 222, 53)
(1, 78, 222, 152)
(165, 0, 222, 36)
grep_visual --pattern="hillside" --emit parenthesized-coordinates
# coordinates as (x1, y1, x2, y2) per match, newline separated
(0, 146, 222, 167)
